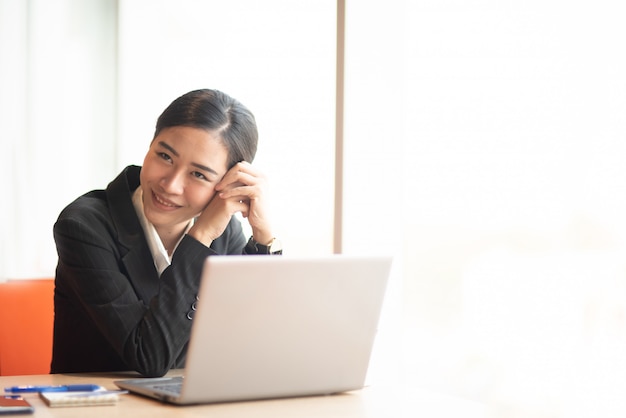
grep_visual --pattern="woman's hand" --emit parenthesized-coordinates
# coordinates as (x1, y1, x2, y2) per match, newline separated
(188, 162, 274, 247)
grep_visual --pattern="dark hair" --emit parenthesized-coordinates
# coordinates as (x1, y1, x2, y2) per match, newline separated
(154, 89, 258, 168)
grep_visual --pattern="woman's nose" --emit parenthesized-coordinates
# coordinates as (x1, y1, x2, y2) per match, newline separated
(161, 170, 185, 194)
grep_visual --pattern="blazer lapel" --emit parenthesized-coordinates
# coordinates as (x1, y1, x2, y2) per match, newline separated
(106, 166, 160, 301)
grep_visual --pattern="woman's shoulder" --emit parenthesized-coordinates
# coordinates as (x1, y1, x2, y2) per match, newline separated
(57, 165, 140, 224)
(57, 189, 112, 225)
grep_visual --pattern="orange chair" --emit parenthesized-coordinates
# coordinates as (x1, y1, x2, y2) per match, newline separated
(0, 278, 55, 376)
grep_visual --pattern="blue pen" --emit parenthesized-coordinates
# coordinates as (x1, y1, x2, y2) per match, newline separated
(4, 384, 101, 393)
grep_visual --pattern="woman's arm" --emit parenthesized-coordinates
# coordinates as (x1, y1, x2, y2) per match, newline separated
(53, 210, 245, 377)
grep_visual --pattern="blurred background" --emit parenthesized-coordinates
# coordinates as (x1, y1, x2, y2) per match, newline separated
(2, 1, 626, 416)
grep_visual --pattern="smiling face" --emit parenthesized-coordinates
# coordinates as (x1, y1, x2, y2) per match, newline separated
(140, 126, 229, 238)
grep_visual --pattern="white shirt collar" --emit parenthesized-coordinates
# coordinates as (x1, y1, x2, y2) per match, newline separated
(132, 186, 193, 276)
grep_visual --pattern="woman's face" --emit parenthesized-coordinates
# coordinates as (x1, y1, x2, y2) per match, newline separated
(140, 126, 229, 234)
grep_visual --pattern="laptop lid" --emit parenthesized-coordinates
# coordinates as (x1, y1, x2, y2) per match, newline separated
(117, 254, 391, 405)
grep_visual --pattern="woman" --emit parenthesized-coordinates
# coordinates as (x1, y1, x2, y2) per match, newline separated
(51, 89, 281, 377)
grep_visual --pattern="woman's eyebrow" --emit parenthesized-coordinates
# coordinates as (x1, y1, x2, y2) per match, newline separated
(158, 141, 179, 157)
(191, 162, 219, 176)
(158, 141, 219, 176)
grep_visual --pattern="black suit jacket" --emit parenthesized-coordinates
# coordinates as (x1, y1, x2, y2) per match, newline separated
(51, 165, 248, 376)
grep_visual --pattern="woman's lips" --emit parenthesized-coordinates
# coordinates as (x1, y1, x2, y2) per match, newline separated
(152, 191, 181, 210)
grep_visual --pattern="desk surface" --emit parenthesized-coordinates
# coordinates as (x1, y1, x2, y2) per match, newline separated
(1, 372, 486, 418)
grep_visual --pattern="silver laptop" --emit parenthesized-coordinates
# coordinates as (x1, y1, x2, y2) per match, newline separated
(115, 254, 391, 405)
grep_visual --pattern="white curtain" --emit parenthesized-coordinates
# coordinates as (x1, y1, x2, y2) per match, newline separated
(1, 0, 117, 279)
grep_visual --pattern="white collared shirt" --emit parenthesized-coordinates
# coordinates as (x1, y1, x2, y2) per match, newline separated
(132, 187, 193, 276)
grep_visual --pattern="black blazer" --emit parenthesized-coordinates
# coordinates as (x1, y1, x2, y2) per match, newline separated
(51, 165, 248, 376)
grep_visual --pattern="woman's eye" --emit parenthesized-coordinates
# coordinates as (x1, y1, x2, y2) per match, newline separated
(158, 152, 172, 162)
(192, 171, 207, 181)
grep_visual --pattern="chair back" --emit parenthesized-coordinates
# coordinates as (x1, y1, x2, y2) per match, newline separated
(0, 279, 55, 376)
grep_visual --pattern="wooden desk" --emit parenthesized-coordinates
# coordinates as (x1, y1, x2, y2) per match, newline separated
(1, 372, 487, 417)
